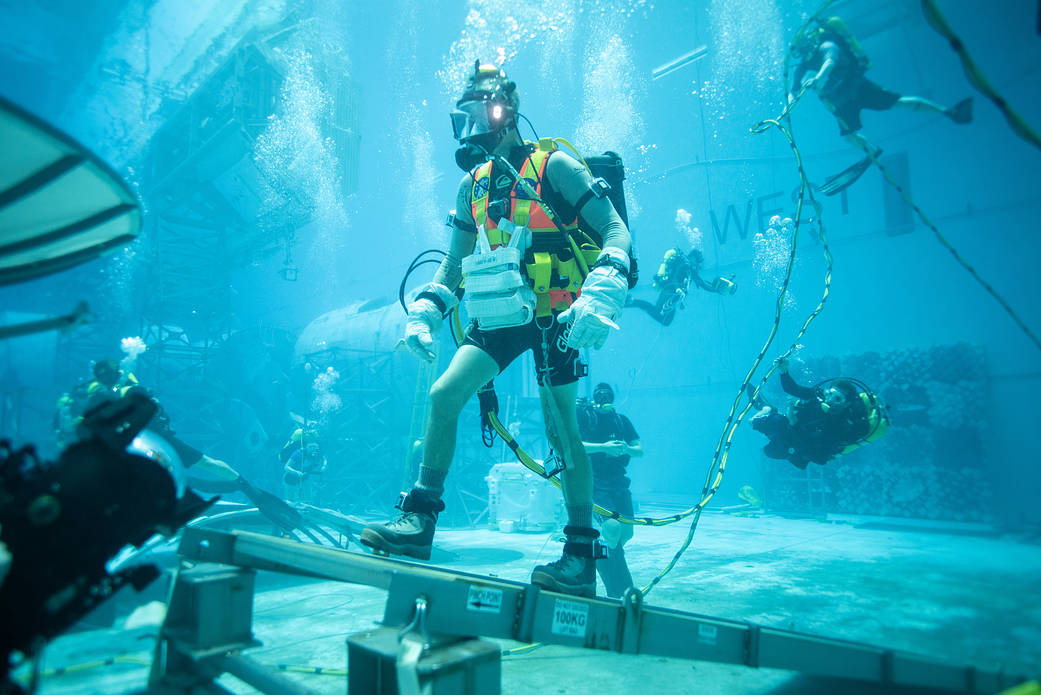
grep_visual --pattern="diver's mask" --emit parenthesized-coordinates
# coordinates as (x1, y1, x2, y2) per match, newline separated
(818, 387, 848, 412)
(451, 97, 512, 142)
(593, 384, 615, 409)
(452, 96, 511, 171)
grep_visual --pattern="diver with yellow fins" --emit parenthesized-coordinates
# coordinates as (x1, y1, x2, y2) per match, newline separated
(750, 358, 889, 469)
(628, 246, 735, 326)
(55, 356, 316, 531)
(65, 357, 242, 482)
(790, 15, 973, 195)
(279, 425, 327, 503)
(362, 61, 634, 598)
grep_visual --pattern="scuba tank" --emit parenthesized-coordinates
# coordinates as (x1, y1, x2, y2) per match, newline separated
(584, 150, 639, 288)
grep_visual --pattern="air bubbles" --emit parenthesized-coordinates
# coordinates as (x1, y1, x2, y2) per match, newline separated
(753, 216, 796, 308)
(311, 366, 342, 422)
(675, 209, 702, 252)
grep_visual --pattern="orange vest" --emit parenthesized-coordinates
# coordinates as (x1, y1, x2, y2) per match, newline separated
(469, 146, 600, 316)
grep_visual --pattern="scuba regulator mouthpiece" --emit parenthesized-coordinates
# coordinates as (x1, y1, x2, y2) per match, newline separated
(455, 141, 491, 172)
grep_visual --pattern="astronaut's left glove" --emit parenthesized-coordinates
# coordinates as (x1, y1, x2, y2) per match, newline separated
(557, 248, 630, 350)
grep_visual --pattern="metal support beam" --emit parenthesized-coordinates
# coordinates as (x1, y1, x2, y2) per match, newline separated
(174, 528, 1033, 694)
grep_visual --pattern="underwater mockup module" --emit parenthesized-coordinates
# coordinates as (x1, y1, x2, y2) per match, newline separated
(1, 1, 1039, 693)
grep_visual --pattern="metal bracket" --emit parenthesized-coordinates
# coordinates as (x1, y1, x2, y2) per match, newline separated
(397, 598, 430, 695)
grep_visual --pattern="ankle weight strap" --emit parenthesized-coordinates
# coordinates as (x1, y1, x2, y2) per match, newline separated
(399, 489, 446, 515)
(563, 525, 600, 539)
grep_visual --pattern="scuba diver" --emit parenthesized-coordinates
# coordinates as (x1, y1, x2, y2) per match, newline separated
(790, 15, 973, 194)
(576, 383, 643, 598)
(55, 359, 137, 448)
(280, 427, 327, 503)
(59, 358, 243, 483)
(751, 359, 889, 469)
(361, 62, 633, 598)
(628, 247, 735, 325)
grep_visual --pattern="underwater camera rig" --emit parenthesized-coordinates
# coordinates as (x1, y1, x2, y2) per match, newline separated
(0, 390, 212, 692)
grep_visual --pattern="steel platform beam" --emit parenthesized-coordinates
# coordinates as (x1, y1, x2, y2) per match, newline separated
(174, 528, 1032, 694)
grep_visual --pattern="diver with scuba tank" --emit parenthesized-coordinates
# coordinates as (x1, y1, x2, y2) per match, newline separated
(628, 246, 736, 326)
(751, 358, 889, 469)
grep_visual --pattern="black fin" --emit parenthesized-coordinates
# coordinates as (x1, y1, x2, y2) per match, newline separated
(819, 155, 873, 196)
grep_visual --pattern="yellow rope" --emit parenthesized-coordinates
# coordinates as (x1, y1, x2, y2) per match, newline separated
(791, 2, 1041, 353)
(843, 134, 1041, 353)
(920, 0, 1041, 152)
(632, 0, 843, 595)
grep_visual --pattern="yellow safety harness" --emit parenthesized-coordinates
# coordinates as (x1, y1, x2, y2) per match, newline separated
(467, 138, 603, 318)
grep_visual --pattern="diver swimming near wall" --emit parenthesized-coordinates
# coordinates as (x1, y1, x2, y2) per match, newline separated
(750, 359, 889, 469)
(628, 247, 735, 326)
(362, 61, 635, 598)
(789, 15, 973, 194)
(59, 357, 242, 483)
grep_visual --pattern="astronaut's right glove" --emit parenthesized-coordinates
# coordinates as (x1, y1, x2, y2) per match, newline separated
(403, 283, 458, 362)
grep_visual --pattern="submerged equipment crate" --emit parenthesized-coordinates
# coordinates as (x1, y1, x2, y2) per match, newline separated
(485, 461, 562, 532)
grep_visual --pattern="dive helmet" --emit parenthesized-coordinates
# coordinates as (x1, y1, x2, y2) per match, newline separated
(451, 61, 519, 169)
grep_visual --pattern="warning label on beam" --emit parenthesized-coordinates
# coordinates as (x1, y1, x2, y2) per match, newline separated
(551, 599, 588, 638)
(466, 585, 503, 614)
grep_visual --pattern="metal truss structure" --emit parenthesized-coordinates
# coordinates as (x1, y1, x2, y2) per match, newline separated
(147, 527, 1035, 695)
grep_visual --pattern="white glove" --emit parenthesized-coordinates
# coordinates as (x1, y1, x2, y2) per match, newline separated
(556, 248, 629, 350)
(403, 283, 457, 362)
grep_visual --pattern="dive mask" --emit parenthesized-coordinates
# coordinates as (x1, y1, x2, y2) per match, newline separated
(451, 97, 510, 143)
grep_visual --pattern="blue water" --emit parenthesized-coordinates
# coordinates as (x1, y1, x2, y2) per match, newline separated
(2, 1, 1040, 502)
(2, 0, 1041, 668)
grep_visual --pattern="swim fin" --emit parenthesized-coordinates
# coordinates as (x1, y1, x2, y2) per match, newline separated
(236, 477, 307, 533)
(948, 97, 973, 124)
(819, 152, 877, 196)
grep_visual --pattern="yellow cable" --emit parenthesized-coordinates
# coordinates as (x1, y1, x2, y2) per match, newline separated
(272, 664, 348, 676)
(638, 113, 834, 597)
(38, 655, 152, 677)
(847, 135, 1041, 353)
(789, 1, 1041, 353)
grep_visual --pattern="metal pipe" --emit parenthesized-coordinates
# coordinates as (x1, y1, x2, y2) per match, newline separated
(651, 46, 708, 80)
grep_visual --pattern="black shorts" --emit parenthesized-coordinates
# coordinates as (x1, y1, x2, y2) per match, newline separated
(594, 486, 634, 519)
(829, 77, 901, 135)
(462, 316, 580, 386)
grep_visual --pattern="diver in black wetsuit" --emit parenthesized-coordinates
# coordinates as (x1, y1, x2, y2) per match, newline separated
(577, 383, 643, 598)
(790, 16, 973, 193)
(751, 360, 886, 469)
(628, 247, 735, 326)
